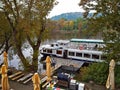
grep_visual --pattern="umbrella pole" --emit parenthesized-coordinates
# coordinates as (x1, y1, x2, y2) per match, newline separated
(46, 56, 52, 82)
(3, 51, 8, 69)
(106, 59, 115, 90)
(1, 65, 10, 90)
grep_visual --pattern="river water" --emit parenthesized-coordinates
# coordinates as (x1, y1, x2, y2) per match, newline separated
(0, 40, 51, 73)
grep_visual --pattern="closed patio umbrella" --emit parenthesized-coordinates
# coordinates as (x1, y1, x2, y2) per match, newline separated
(32, 73, 41, 90)
(46, 56, 52, 82)
(3, 51, 8, 69)
(106, 59, 115, 90)
(1, 65, 9, 90)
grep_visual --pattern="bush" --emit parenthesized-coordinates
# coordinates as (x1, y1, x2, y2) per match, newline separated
(74, 62, 120, 86)
(115, 65, 120, 88)
(74, 62, 108, 84)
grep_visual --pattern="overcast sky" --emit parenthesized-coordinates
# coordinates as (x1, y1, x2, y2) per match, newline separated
(48, 0, 84, 18)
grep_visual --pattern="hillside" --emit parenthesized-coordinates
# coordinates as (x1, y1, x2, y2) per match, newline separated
(51, 12, 84, 20)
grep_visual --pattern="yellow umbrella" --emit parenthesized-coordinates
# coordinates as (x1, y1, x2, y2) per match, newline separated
(46, 56, 52, 82)
(32, 73, 41, 90)
(1, 65, 10, 90)
(3, 51, 8, 69)
(106, 59, 115, 90)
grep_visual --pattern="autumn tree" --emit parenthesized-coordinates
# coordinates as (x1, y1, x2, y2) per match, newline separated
(58, 18, 66, 30)
(69, 20, 74, 30)
(79, 0, 120, 62)
(45, 19, 59, 39)
(0, 0, 57, 71)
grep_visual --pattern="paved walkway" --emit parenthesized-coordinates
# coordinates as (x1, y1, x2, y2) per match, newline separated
(10, 80, 33, 90)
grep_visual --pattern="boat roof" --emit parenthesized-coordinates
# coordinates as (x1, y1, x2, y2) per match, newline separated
(41, 44, 62, 50)
(70, 38, 104, 44)
(57, 40, 70, 44)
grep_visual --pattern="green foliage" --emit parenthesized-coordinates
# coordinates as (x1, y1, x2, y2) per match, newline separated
(75, 62, 109, 84)
(75, 62, 120, 86)
(115, 65, 120, 87)
(0, 11, 12, 53)
(79, 0, 120, 62)
(51, 17, 87, 32)
(103, 30, 120, 62)
(0, 0, 57, 71)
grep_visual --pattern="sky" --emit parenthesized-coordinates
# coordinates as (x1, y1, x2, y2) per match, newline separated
(48, 0, 84, 18)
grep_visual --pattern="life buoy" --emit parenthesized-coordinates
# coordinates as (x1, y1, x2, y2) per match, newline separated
(79, 45, 83, 50)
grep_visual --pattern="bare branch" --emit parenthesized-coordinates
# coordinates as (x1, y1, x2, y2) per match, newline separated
(13, 0, 19, 18)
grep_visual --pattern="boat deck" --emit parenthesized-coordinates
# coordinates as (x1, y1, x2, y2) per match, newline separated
(53, 57, 84, 68)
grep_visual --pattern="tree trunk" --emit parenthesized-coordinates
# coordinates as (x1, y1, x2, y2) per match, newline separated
(17, 47, 30, 70)
(13, 29, 30, 71)
(32, 46, 39, 72)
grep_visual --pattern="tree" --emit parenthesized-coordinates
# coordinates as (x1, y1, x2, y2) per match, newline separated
(0, 11, 12, 54)
(79, 0, 120, 62)
(0, 0, 57, 71)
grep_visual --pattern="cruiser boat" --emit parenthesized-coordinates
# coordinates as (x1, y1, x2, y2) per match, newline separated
(40, 39, 106, 62)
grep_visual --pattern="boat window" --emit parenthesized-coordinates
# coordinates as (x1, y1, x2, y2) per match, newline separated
(76, 53, 82, 57)
(60, 43, 63, 45)
(57, 50, 62, 55)
(43, 49, 46, 52)
(92, 54, 99, 59)
(47, 49, 52, 53)
(51, 44, 53, 47)
(69, 52, 75, 56)
(84, 53, 90, 58)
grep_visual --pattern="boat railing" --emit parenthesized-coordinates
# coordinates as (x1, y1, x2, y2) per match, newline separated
(67, 44, 103, 51)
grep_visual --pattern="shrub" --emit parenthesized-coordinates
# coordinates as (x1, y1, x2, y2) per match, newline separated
(115, 65, 120, 88)
(74, 62, 120, 87)
(74, 62, 108, 84)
